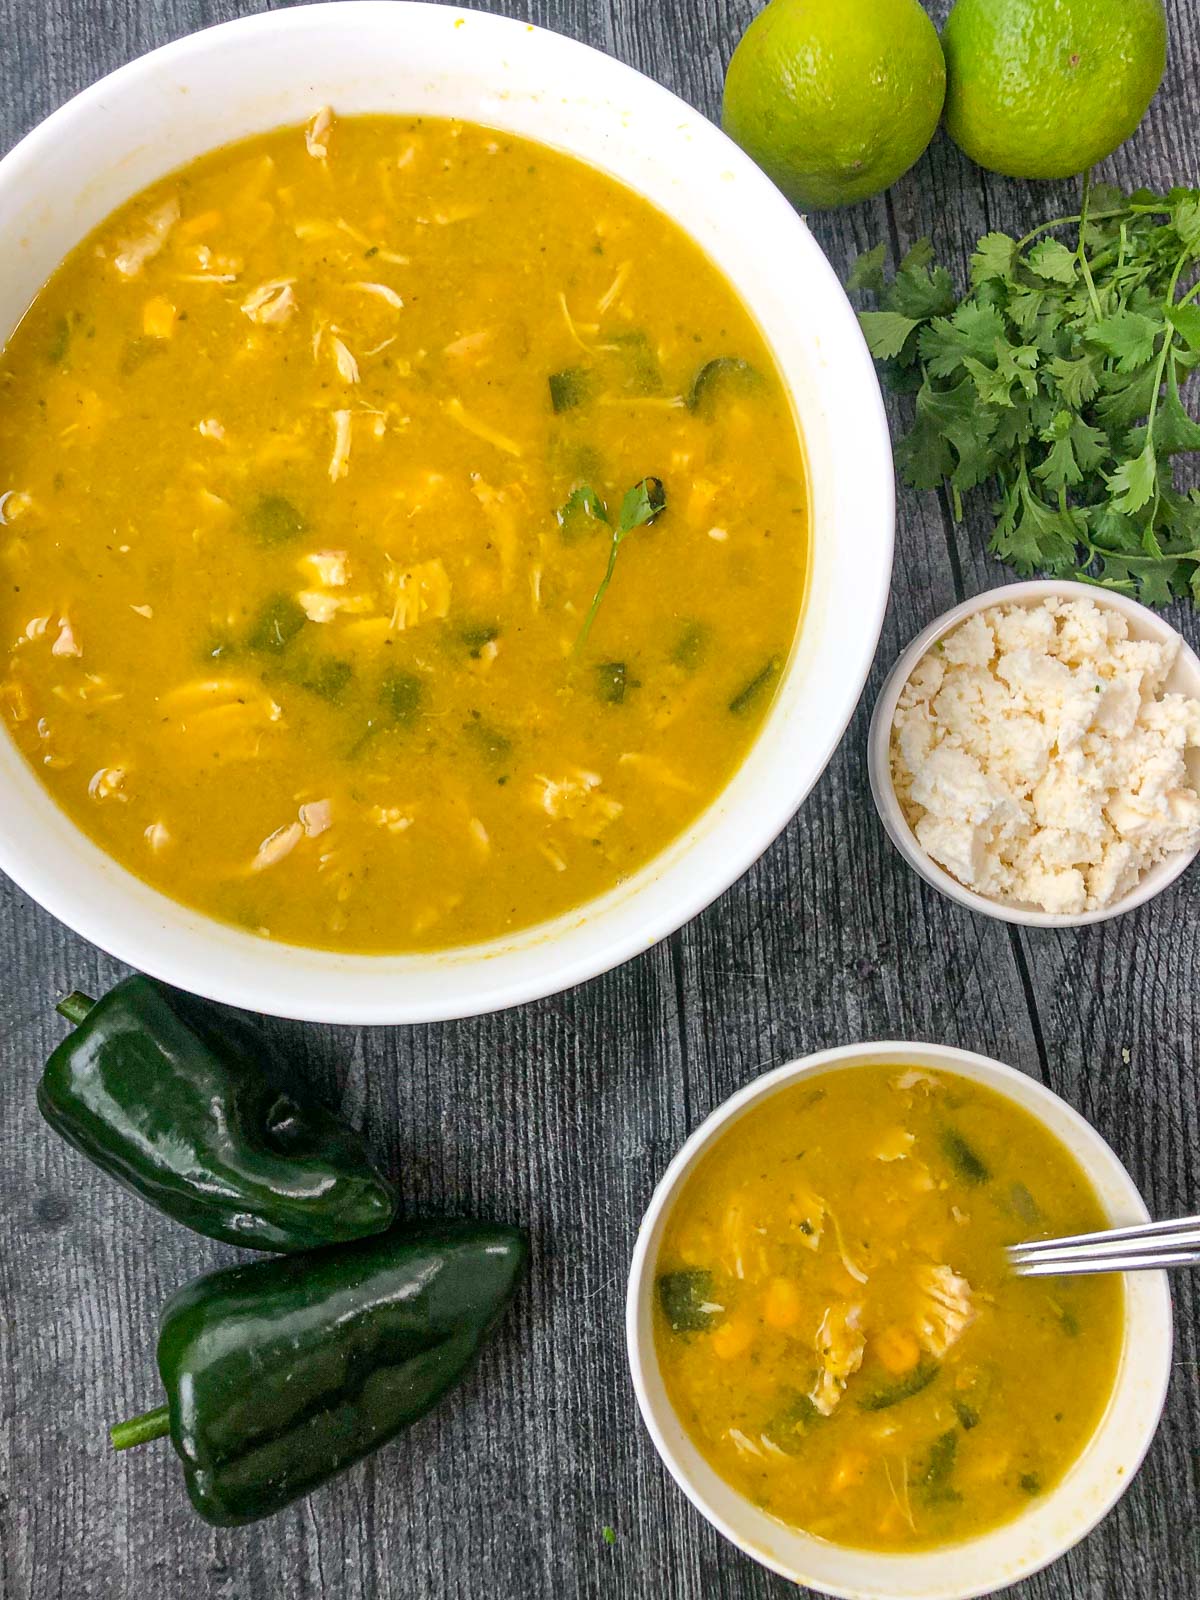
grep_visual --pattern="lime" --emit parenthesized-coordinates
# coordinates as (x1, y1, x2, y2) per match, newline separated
(942, 0, 1167, 179)
(721, 0, 946, 210)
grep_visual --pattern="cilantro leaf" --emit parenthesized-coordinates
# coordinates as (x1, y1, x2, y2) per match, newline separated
(847, 242, 887, 294)
(969, 232, 1017, 286)
(1026, 239, 1077, 284)
(1106, 441, 1158, 514)
(858, 310, 922, 361)
(1088, 310, 1164, 371)
(849, 191, 1200, 609)
(575, 477, 666, 650)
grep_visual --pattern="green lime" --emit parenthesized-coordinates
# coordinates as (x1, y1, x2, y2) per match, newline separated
(721, 0, 946, 210)
(942, 0, 1167, 179)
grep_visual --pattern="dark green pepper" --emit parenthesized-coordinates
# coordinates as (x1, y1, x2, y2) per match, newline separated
(110, 1220, 528, 1525)
(38, 976, 396, 1252)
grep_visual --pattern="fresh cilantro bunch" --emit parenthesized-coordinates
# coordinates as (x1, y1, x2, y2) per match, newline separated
(850, 182, 1200, 607)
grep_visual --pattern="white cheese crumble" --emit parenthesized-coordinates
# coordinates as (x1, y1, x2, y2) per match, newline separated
(890, 597, 1200, 914)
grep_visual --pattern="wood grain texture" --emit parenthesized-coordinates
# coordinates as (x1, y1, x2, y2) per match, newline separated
(0, 1, 1197, 1596)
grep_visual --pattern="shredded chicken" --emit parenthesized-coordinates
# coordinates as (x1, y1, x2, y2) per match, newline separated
(534, 768, 623, 839)
(88, 766, 128, 802)
(329, 410, 352, 480)
(329, 336, 360, 383)
(348, 281, 404, 310)
(810, 1303, 866, 1417)
(367, 806, 413, 834)
(305, 105, 334, 160)
(874, 1128, 916, 1162)
(112, 196, 180, 278)
(299, 799, 332, 838)
(387, 557, 451, 630)
(915, 1264, 976, 1357)
(197, 417, 226, 442)
(297, 590, 373, 623)
(298, 550, 349, 588)
(241, 279, 297, 326)
(250, 822, 304, 873)
(893, 1069, 939, 1093)
(443, 397, 521, 456)
(51, 616, 81, 658)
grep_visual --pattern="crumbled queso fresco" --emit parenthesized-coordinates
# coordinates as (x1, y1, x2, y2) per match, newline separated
(890, 597, 1200, 915)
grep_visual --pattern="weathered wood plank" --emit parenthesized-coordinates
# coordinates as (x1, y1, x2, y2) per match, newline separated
(0, 1, 1196, 1598)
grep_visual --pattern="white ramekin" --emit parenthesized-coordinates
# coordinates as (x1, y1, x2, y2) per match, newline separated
(626, 1041, 1173, 1600)
(0, 1, 894, 1023)
(868, 579, 1200, 927)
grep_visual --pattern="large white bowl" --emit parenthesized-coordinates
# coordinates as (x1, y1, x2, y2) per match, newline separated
(0, 2, 893, 1023)
(626, 1041, 1173, 1599)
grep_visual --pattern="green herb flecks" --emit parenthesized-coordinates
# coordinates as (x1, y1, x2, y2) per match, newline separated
(1019, 1472, 1043, 1496)
(570, 477, 667, 651)
(952, 1400, 981, 1431)
(849, 181, 1200, 608)
(941, 1127, 991, 1185)
(859, 1360, 940, 1411)
(291, 656, 354, 704)
(729, 656, 780, 715)
(556, 484, 608, 543)
(656, 1268, 723, 1333)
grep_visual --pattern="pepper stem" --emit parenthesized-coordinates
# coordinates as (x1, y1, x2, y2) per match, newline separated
(110, 1404, 170, 1451)
(57, 991, 96, 1025)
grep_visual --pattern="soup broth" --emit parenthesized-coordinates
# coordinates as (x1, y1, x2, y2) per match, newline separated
(0, 114, 807, 951)
(654, 1065, 1123, 1550)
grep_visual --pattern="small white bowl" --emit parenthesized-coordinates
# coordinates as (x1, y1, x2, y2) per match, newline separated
(0, 1, 893, 1023)
(868, 579, 1200, 927)
(626, 1041, 1173, 1600)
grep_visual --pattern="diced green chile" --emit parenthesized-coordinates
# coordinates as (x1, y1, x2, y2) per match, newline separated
(687, 356, 761, 415)
(595, 662, 633, 704)
(859, 1360, 940, 1411)
(941, 1127, 991, 1185)
(657, 1269, 723, 1333)
(549, 367, 592, 413)
(766, 1391, 823, 1453)
(292, 656, 354, 704)
(247, 493, 307, 546)
(920, 1429, 961, 1503)
(247, 594, 307, 653)
(610, 331, 662, 394)
(47, 315, 72, 365)
(672, 621, 710, 671)
(464, 717, 513, 763)
(460, 622, 501, 655)
(729, 656, 780, 715)
(379, 669, 423, 723)
(952, 1399, 981, 1430)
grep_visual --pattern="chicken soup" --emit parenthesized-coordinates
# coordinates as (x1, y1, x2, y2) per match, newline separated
(0, 114, 807, 951)
(654, 1065, 1123, 1550)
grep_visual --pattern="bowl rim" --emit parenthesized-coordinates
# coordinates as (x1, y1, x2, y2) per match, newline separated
(867, 578, 1200, 928)
(625, 1040, 1173, 1600)
(0, 0, 895, 1023)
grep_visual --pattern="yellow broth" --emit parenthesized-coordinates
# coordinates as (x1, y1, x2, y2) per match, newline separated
(654, 1065, 1123, 1550)
(0, 114, 807, 951)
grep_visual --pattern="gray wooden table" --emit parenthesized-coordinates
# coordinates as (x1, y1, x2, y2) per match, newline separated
(1, 1, 1198, 1596)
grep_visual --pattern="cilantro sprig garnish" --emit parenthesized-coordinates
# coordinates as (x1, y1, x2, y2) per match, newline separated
(563, 476, 667, 649)
(851, 179, 1200, 607)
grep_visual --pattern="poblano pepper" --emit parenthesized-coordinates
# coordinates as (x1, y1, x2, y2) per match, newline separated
(38, 975, 396, 1251)
(110, 1220, 528, 1525)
